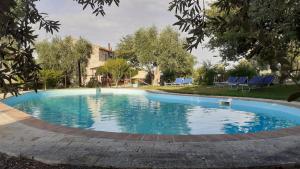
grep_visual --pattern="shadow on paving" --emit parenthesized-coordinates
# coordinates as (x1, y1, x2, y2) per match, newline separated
(0, 152, 110, 169)
(0, 151, 300, 169)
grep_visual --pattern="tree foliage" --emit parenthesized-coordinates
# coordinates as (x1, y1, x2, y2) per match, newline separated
(134, 26, 159, 72)
(39, 69, 63, 90)
(115, 35, 138, 67)
(193, 61, 217, 85)
(169, 0, 206, 51)
(227, 60, 257, 78)
(170, 0, 300, 71)
(36, 36, 92, 87)
(74, 0, 120, 16)
(0, 0, 55, 95)
(115, 26, 196, 82)
(170, 0, 300, 100)
(97, 58, 130, 86)
(74, 37, 93, 86)
(157, 27, 195, 80)
(0, 0, 119, 95)
(170, 0, 300, 52)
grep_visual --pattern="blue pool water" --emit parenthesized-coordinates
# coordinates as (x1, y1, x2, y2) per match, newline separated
(3, 89, 300, 135)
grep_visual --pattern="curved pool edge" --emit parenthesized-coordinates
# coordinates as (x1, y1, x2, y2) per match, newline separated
(2, 90, 300, 168)
(1, 90, 300, 142)
(146, 89, 300, 109)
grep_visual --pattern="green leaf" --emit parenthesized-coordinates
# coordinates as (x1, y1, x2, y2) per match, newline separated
(287, 92, 300, 102)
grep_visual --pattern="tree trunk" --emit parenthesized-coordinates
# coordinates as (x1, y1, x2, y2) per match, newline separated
(115, 80, 119, 87)
(153, 66, 161, 86)
(64, 74, 67, 88)
(78, 60, 82, 87)
(44, 80, 47, 90)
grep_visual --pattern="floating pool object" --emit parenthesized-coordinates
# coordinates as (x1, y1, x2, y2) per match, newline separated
(219, 98, 232, 106)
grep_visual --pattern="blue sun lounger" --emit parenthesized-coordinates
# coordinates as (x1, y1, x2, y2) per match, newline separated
(261, 75, 275, 86)
(229, 76, 248, 88)
(174, 78, 184, 85)
(240, 76, 274, 91)
(165, 78, 184, 86)
(214, 76, 238, 87)
(183, 78, 193, 85)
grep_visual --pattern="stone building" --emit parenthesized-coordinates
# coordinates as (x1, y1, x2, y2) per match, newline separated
(84, 44, 114, 84)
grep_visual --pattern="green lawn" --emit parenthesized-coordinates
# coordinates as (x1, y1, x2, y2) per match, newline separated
(143, 85, 300, 101)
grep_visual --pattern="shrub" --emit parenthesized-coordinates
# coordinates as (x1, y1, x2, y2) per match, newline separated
(193, 62, 217, 85)
(39, 69, 63, 90)
(86, 77, 100, 88)
(161, 70, 176, 83)
(228, 60, 257, 78)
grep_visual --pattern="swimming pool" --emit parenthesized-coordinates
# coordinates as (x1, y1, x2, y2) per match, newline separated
(3, 89, 300, 135)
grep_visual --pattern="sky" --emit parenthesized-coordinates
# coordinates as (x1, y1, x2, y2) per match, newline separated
(34, 0, 221, 66)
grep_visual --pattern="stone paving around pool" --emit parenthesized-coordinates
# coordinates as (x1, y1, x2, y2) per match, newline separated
(1, 99, 300, 168)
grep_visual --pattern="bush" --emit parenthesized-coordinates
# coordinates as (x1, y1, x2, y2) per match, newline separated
(228, 60, 257, 78)
(193, 62, 217, 85)
(161, 70, 176, 83)
(39, 69, 63, 90)
(86, 77, 100, 88)
(96, 59, 130, 87)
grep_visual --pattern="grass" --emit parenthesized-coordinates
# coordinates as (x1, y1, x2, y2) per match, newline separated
(143, 85, 300, 101)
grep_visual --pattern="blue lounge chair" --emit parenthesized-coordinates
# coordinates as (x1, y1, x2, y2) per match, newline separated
(174, 78, 184, 85)
(261, 75, 274, 86)
(227, 76, 239, 84)
(239, 76, 262, 91)
(240, 76, 274, 91)
(248, 76, 263, 86)
(229, 76, 248, 88)
(214, 76, 238, 87)
(183, 78, 193, 85)
(165, 78, 184, 86)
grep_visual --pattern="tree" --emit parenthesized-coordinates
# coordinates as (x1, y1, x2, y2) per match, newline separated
(36, 36, 92, 88)
(169, 0, 300, 72)
(58, 37, 76, 87)
(115, 35, 139, 67)
(169, 0, 207, 51)
(39, 69, 63, 90)
(227, 60, 257, 78)
(36, 37, 72, 88)
(74, 38, 93, 87)
(157, 27, 195, 81)
(96, 65, 109, 77)
(193, 61, 217, 85)
(0, 0, 119, 96)
(170, 0, 300, 101)
(134, 26, 159, 75)
(115, 26, 196, 84)
(98, 59, 130, 87)
(282, 41, 300, 86)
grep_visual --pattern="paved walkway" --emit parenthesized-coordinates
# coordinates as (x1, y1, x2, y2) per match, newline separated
(1, 100, 300, 168)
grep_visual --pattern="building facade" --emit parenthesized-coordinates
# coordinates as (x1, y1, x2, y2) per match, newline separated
(84, 44, 114, 84)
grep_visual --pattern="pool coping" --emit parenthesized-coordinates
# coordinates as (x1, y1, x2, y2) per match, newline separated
(1, 89, 300, 143)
